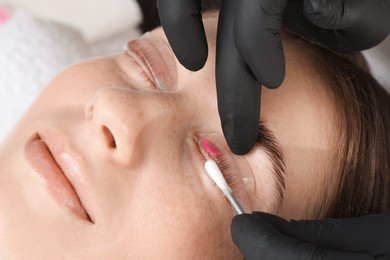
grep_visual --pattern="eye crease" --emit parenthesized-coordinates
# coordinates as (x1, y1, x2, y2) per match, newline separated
(124, 38, 176, 92)
(124, 43, 159, 91)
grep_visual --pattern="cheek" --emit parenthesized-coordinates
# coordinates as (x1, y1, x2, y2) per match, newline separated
(90, 164, 235, 258)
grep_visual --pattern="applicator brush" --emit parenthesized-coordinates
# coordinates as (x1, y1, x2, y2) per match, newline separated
(204, 159, 244, 215)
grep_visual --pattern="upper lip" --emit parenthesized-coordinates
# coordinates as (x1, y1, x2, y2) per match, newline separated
(37, 128, 94, 223)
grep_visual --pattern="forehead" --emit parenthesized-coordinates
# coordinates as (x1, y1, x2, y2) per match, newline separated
(262, 33, 337, 150)
(258, 35, 338, 219)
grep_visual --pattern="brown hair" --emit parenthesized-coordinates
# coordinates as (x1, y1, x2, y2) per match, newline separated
(315, 48, 390, 218)
(279, 31, 390, 218)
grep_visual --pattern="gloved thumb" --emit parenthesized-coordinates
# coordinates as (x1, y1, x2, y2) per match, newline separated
(252, 212, 390, 255)
(231, 214, 323, 260)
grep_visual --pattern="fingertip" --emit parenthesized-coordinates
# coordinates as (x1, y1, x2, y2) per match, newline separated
(221, 112, 258, 155)
(303, 0, 329, 16)
(232, 213, 252, 228)
(177, 47, 208, 71)
(231, 213, 263, 242)
(234, 32, 286, 89)
(163, 21, 208, 71)
(157, 0, 208, 71)
(262, 69, 285, 89)
(229, 142, 254, 156)
(303, 0, 343, 29)
(221, 117, 259, 155)
(225, 133, 256, 155)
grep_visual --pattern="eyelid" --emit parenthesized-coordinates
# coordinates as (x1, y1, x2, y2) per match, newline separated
(198, 138, 254, 212)
(124, 38, 177, 92)
(124, 45, 160, 91)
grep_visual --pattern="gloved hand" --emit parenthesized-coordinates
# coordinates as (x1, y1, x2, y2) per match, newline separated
(231, 212, 390, 260)
(157, 0, 390, 155)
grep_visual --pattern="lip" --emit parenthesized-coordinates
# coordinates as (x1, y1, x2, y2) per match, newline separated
(24, 130, 93, 223)
(125, 37, 177, 91)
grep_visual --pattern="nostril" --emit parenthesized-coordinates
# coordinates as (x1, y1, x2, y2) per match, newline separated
(102, 125, 116, 149)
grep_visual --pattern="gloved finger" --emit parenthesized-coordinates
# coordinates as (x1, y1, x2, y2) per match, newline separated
(232, 214, 319, 260)
(232, 214, 374, 260)
(252, 212, 390, 255)
(234, 0, 287, 89)
(303, 0, 390, 50)
(283, 0, 390, 52)
(216, 0, 260, 155)
(282, 0, 357, 51)
(157, 0, 208, 71)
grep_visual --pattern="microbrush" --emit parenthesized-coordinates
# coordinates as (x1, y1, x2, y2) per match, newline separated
(204, 159, 244, 215)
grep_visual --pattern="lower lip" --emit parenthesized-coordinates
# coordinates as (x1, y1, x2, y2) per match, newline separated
(24, 138, 89, 221)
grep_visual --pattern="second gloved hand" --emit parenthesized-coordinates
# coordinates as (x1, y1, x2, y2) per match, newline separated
(231, 212, 390, 260)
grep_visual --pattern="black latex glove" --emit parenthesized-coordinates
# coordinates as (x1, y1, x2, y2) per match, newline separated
(231, 212, 390, 260)
(157, 0, 390, 155)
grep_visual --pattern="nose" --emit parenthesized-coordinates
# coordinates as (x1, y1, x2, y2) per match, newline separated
(83, 88, 193, 165)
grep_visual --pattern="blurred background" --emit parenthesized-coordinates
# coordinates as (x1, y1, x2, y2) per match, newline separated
(0, 0, 142, 140)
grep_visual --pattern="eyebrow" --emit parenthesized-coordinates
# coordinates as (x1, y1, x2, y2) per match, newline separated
(254, 122, 286, 212)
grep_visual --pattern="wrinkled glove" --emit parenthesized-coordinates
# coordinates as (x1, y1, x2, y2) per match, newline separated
(157, 0, 390, 155)
(232, 212, 390, 260)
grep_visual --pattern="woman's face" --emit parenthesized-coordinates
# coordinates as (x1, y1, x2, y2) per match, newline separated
(0, 13, 337, 258)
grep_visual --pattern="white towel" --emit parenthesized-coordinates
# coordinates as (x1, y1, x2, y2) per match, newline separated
(0, 9, 141, 141)
(363, 35, 390, 93)
(0, 13, 90, 140)
(0, 0, 142, 43)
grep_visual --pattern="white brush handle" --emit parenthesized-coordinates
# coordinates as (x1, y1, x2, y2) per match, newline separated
(204, 160, 244, 215)
(224, 190, 244, 215)
(205, 160, 231, 192)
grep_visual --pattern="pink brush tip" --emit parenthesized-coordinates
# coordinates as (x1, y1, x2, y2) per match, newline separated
(199, 139, 221, 158)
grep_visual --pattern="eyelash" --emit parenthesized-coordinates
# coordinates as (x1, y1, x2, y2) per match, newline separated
(197, 141, 244, 195)
(126, 53, 158, 91)
(138, 66, 157, 90)
(125, 45, 159, 91)
(213, 150, 244, 195)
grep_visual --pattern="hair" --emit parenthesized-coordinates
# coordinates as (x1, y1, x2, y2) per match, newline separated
(284, 32, 390, 218)
(315, 47, 390, 218)
(137, 0, 390, 218)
